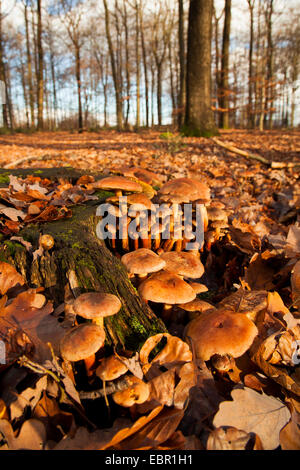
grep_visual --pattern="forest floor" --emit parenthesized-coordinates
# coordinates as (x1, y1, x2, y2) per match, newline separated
(0, 128, 299, 451)
(0, 128, 299, 172)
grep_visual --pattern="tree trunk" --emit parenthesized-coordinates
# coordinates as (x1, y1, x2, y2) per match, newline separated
(178, 0, 185, 128)
(36, 0, 44, 130)
(140, 7, 149, 128)
(75, 45, 83, 132)
(0, 167, 166, 352)
(103, 0, 123, 130)
(156, 63, 162, 126)
(219, 0, 231, 129)
(24, 1, 35, 128)
(247, 0, 255, 128)
(184, 0, 217, 136)
(264, 0, 274, 129)
(135, 1, 140, 129)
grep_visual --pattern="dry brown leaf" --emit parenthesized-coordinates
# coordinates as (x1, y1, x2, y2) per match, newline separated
(9, 375, 48, 421)
(291, 260, 300, 310)
(207, 426, 263, 450)
(139, 333, 192, 378)
(53, 405, 163, 450)
(0, 289, 65, 363)
(174, 362, 197, 409)
(0, 262, 25, 295)
(0, 418, 46, 450)
(213, 387, 291, 449)
(33, 391, 75, 442)
(112, 407, 184, 450)
(280, 412, 300, 450)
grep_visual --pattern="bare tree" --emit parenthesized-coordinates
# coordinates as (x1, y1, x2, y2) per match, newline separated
(219, 0, 231, 129)
(103, 0, 123, 129)
(184, 0, 217, 136)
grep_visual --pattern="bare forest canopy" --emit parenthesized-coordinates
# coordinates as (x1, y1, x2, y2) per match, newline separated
(0, 0, 299, 133)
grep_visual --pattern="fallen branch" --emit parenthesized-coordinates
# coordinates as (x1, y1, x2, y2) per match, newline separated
(3, 153, 74, 169)
(211, 137, 300, 169)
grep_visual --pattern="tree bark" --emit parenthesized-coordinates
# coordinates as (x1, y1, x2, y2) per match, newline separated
(0, 167, 166, 352)
(75, 45, 83, 131)
(140, 5, 149, 128)
(36, 0, 44, 130)
(24, 1, 35, 128)
(178, 0, 185, 128)
(247, 0, 255, 128)
(184, 0, 217, 136)
(135, 0, 140, 129)
(219, 0, 231, 129)
(103, 0, 123, 130)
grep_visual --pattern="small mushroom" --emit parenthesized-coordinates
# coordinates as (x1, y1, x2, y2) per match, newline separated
(138, 270, 196, 322)
(73, 291, 121, 328)
(40, 234, 54, 250)
(96, 355, 128, 382)
(60, 323, 106, 377)
(160, 251, 204, 280)
(121, 248, 166, 281)
(178, 298, 216, 321)
(112, 375, 150, 407)
(185, 309, 258, 369)
(94, 176, 142, 197)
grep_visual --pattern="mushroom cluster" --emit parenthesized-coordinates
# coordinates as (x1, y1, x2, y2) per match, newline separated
(98, 172, 230, 255)
(59, 291, 122, 377)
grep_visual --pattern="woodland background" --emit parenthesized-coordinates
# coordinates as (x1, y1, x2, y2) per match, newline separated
(0, 0, 299, 133)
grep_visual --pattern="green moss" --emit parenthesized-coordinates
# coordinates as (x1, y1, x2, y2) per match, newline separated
(0, 173, 10, 184)
(129, 316, 147, 336)
(3, 240, 22, 256)
(71, 242, 82, 250)
(180, 124, 219, 138)
(34, 170, 43, 174)
(94, 190, 115, 200)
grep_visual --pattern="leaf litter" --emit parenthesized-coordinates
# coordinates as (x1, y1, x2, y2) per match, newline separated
(0, 129, 299, 450)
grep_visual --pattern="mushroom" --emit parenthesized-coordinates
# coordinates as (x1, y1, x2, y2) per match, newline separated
(160, 251, 204, 280)
(40, 234, 54, 250)
(185, 309, 258, 369)
(158, 178, 210, 205)
(60, 323, 106, 377)
(73, 291, 121, 328)
(178, 298, 216, 321)
(96, 355, 128, 382)
(188, 282, 208, 294)
(138, 270, 196, 322)
(121, 248, 166, 281)
(94, 176, 142, 197)
(112, 375, 150, 407)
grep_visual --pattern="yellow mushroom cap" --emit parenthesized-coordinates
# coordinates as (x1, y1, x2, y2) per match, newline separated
(96, 356, 128, 381)
(185, 309, 258, 361)
(160, 251, 204, 279)
(60, 324, 106, 362)
(112, 376, 150, 407)
(73, 292, 121, 320)
(138, 270, 196, 305)
(121, 249, 166, 275)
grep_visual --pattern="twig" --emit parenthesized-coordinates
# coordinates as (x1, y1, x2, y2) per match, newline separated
(211, 137, 300, 169)
(79, 378, 130, 400)
(3, 154, 62, 169)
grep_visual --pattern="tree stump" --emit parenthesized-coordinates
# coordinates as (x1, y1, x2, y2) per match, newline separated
(0, 167, 166, 353)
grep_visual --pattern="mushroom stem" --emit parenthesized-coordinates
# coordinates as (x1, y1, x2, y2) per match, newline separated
(84, 353, 96, 378)
(161, 303, 173, 323)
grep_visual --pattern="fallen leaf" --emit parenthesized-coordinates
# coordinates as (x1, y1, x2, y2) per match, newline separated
(0, 418, 46, 450)
(213, 386, 291, 449)
(0, 262, 25, 295)
(280, 412, 300, 450)
(207, 426, 263, 450)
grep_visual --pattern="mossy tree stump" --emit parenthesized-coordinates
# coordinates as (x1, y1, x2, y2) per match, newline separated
(0, 168, 166, 352)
